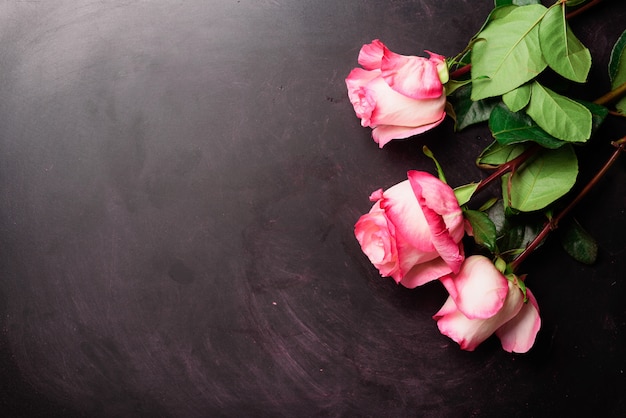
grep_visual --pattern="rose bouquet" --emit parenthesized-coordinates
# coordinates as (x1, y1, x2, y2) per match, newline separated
(348, 0, 626, 353)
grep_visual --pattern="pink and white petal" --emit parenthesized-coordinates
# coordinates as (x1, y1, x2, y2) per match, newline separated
(433, 296, 496, 351)
(426, 50, 446, 65)
(434, 306, 486, 351)
(434, 282, 525, 351)
(408, 172, 464, 273)
(394, 233, 440, 276)
(433, 294, 458, 318)
(354, 208, 399, 278)
(346, 68, 380, 99)
(496, 288, 541, 353)
(346, 69, 382, 127)
(368, 78, 446, 128)
(371, 114, 445, 147)
(368, 189, 384, 202)
(400, 257, 454, 288)
(409, 170, 465, 242)
(380, 181, 434, 252)
(425, 50, 449, 84)
(439, 255, 508, 319)
(358, 39, 386, 70)
(381, 50, 444, 99)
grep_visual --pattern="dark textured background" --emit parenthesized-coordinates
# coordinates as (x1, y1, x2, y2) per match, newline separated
(1, 0, 625, 416)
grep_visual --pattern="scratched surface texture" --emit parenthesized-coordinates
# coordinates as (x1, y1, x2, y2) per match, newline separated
(1, 0, 625, 416)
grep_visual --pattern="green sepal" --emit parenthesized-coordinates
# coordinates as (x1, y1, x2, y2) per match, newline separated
(510, 273, 529, 302)
(478, 197, 498, 212)
(454, 183, 479, 207)
(445, 79, 472, 96)
(422, 146, 447, 184)
(495, 257, 507, 274)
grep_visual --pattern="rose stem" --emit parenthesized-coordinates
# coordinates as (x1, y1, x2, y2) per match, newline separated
(469, 76, 624, 200)
(510, 135, 626, 272)
(594, 81, 626, 106)
(449, 64, 471, 80)
(473, 145, 540, 195)
(448, 0, 604, 81)
(566, 0, 603, 20)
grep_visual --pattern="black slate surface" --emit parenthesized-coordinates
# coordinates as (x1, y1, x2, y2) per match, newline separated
(1, 1, 625, 417)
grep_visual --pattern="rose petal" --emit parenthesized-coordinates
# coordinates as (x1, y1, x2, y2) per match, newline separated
(425, 50, 449, 84)
(410, 170, 465, 242)
(358, 39, 386, 70)
(399, 256, 455, 288)
(367, 77, 447, 128)
(354, 203, 399, 278)
(496, 288, 541, 353)
(381, 180, 435, 254)
(368, 188, 384, 202)
(439, 255, 508, 319)
(346, 68, 380, 98)
(371, 113, 446, 148)
(408, 171, 464, 273)
(381, 49, 444, 100)
(434, 280, 525, 351)
(345, 68, 381, 126)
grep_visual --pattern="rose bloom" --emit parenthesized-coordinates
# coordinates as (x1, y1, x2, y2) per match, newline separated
(354, 170, 464, 288)
(345, 39, 448, 148)
(434, 255, 541, 353)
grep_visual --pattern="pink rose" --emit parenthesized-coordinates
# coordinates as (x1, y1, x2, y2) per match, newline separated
(345, 39, 448, 148)
(354, 170, 465, 288)
(434, 255, 541, 353)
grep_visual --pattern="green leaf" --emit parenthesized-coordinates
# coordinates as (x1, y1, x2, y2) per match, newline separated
(560, 218, 598, 265)
(454, 183, 479, 206)
(539, 4, 591, 83)
(526, 81, 592, 142)
(577, 100, 609, 132)
(565, 0, 588, 7)
(464, 209, 498, 252)
(608, 30, 626, 112)
(477, 141, 528, 168)
(472, 5, 518, 42)
(502, 84, 531, 112)
(471, 4, 548, 100)
(489, 104, 567, 149)
(616, 97, 626, 114)
(609, 30, 626, 86)
(495, 0, 541, 6)
(503, 144, 578, 212)
(486, 202, 544, 259)
(448, 83, 500, 131)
